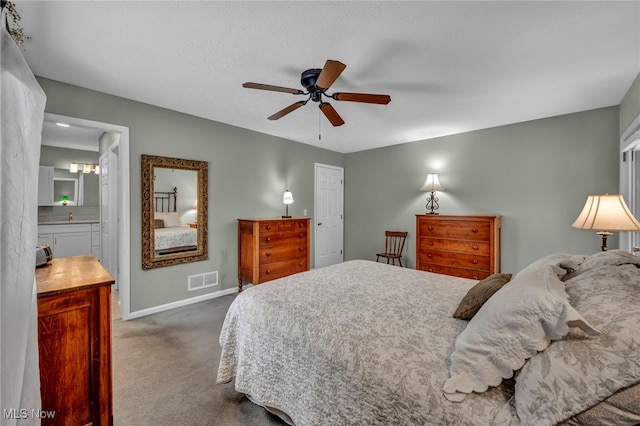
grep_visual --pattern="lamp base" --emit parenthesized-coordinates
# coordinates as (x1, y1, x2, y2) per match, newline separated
(597, 231, 612, 251)
(282, 215, 292, 218)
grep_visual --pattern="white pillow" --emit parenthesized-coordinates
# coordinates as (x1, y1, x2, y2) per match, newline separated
(442, 259, 599, 402)
(155, 212, 183, 227)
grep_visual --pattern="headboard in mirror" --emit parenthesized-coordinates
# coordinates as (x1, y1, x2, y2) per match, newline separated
(141, 155, 208, 269)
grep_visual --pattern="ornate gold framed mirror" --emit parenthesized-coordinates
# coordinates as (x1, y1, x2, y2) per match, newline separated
(141, 155, 208, 269)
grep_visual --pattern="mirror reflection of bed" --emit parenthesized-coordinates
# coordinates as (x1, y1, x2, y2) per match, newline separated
(154, 185, 198, 255)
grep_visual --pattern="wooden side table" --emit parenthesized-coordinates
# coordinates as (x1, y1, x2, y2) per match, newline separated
(36, 254, 114, 425)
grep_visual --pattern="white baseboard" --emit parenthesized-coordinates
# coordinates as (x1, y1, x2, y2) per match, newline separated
(123, 285, 246, 320)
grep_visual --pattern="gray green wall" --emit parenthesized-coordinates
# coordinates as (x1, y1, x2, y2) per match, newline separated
(37, 72, 637, 314)
(620, 73, 640, 135)
(37, 77, 343, 312)
(343, 107, 621, 274)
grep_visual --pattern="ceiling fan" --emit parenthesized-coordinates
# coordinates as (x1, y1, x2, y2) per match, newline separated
(242, 60, 391, 127)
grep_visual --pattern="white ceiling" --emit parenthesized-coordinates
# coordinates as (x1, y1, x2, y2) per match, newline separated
(17, 1, 640, 154)
(41, 120, 101, 152)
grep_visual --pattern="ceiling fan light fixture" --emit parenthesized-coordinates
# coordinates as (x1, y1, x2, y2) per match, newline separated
(243, 59, 390, 127)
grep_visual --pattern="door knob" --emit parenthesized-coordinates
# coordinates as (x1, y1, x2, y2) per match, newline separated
(317, 222, 323, 226)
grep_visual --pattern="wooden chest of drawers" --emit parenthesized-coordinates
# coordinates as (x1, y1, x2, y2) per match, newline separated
(416, 215, 501, 280)
(36, 255, 114, 425)
(238, 218, 311, 291)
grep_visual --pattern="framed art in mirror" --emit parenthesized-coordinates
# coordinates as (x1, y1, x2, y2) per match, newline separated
(141, 155, 208, 270)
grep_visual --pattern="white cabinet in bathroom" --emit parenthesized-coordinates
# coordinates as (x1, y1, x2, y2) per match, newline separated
(37, 223, 101, 261)
(38, 166, 54, 206)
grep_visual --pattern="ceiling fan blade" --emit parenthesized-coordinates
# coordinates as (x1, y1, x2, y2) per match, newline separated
(319, 102, 345, 127)
(243, 82, 304, 95)
(315, 60, 346, 90)
(331, 92, 391, 105)
(268, 101, 307, 120)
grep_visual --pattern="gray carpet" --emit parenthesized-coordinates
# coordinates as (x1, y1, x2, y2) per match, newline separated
(112, 294, 286, 425)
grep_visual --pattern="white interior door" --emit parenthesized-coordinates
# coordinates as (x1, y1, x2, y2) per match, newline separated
(314, 163, 344, 268)
(99, 152, 111, 275)
(100, 141, 120, 286)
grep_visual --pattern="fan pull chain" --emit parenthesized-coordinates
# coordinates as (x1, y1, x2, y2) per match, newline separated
(318, 108, 322, 140)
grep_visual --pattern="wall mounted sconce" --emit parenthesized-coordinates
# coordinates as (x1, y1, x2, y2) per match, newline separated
(420, 174, 444, 214)
(61, 195, 69, 206)
(572, 193, 640, 251)
(69, 162, 99, 174)
(283, 190, 294, 218)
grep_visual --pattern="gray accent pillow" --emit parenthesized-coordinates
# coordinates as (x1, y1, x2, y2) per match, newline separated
(452, 273, 512, 320)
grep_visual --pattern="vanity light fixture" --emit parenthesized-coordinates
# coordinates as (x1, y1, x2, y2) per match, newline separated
(283, 190, 294, 218)
(572, 193, 640, 251)
(69, 162, 99, 174)
(420, 173, 444, 214)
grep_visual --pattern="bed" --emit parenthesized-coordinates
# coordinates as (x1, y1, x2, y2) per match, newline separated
(217, 250, 640, 425)
(153, 187, 197, 254)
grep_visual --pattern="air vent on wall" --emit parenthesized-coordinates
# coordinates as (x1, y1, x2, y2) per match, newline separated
(188, 271, 218, 291)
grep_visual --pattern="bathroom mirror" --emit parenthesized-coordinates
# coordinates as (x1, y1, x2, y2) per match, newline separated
(53, 177, 78, 206)
(141, 155, 208, 269)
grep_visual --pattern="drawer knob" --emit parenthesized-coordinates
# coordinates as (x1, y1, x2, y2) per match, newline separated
(299, 223, 304, 227)
(427, 253, 433, 258)
(472, 228, 479, 233)
(266, 237, 272, 242)
(428, 268, 434, 272)
(428, 241, 434, 246)
(472, 276, 479, 280)
(266, 225, 272, 230)
(472, 259, 478, 264)
(299, 247, 303, 252)
(428, 226, 434, 231)
(265, 269, 271, 274)
(299, 233, 304, 238)
(472, 245, 479, 250)
(299, 262, 303, 267)
(266, 252, 271, 257)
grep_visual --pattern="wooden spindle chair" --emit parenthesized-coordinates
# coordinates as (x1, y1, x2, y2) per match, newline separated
(376, 231, 408, 267)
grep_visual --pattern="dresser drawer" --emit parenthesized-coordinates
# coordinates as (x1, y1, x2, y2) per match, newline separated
(418, 250, 489, 270)
(259, 244, 307, 263)
(418, 220, 490, 241)
(259, 231, 307, 247)
(260, 257, 308, 282)
(418, 262, 489, 280)
(418, 238, 490, 255)
(260, 220, 308, 234)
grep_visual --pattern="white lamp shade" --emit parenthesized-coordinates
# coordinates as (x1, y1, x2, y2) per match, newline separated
(572, 194, 640, 231)
(83, 163, 91, 174)
(420, 174, 444, 191)
(283, 190, 294, 205)
(69, 162, 78, 173)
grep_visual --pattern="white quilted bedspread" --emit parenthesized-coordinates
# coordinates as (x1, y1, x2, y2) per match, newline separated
(217, 260, 519, 426)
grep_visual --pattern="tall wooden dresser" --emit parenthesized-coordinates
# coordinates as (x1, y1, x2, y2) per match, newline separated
(237, 218, 311, 291)
(35, 254, 114, 425)
(416, 215, 501, 280)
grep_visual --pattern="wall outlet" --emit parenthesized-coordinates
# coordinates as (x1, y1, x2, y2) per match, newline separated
(303, 209, 307, 216)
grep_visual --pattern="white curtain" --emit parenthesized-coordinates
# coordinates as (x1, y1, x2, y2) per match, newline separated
(1, 7, 47, 425)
